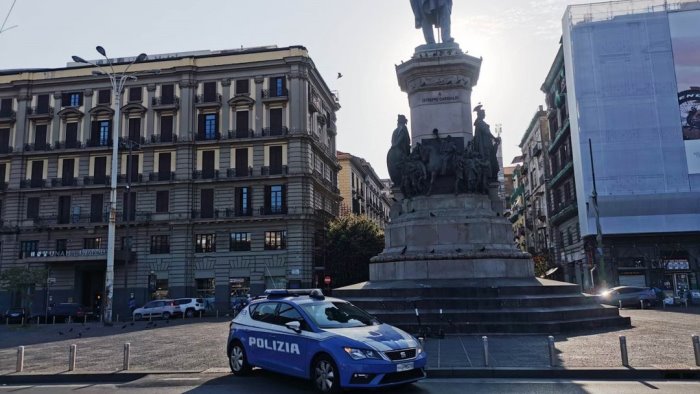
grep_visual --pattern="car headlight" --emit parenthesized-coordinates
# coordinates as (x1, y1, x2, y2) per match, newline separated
(415, 339, 423, 356)
(343, 347, 382, 360)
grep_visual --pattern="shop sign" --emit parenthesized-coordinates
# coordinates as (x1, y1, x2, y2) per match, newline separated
(30, 249, 106, 258)
(664, 259, 690, 270)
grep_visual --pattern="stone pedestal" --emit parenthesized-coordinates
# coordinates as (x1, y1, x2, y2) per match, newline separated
(396, 43, 482, 144)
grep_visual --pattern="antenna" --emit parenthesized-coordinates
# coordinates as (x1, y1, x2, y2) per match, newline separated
(0, 0, 18, 35)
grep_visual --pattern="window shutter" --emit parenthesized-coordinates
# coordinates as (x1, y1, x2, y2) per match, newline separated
(197, 114, 204, 138)
(264, 185, 271, 212)
(282, 184, 287, 212)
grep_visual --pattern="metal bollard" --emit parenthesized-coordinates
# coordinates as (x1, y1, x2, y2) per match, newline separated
(692, 335, 700, 367)
(68, 316, 72, 324)
(52, 316, 56, 325)
(16, 346, 24, 372)
(640, 299, 644, 309)
(5, 317, 8, 325)
(115, 314, 119, 323)
(482, 336, 489, 367)
(216, 310, 219, 319)
(548, 336, 557, 367)
(21, 317, 24, 326)
(619, 336, 629, 367)
(84, 315, 88, 324)
(68, 344, 77, 371)
(123, 343, 131, 370)
(199, 310, 202, 319)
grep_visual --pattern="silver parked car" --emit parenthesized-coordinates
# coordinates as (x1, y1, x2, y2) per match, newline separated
(598, 286, 658, 308)
(132, 300, 179, 320)
(173, 298, 206, 318)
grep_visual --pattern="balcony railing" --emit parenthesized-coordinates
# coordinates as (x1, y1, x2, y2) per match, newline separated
(228, 129, 255, 139)
(20, 179, 46, 188)
(0, 145, 13, 154)
(226, 167, 253, 178)
(117, 174, 144, 183)
(86, 139, 111, 148)
(27, 106, 54, 119)
(261, 88, 288, 99)
(262, 127, 289, 137)
(148, 172, 176, 182)
(83, 176, 110, 186)
(51, 178, 78, 187)
(195, 94, 222, 106)
(54, 140, 82, 149)
(261, 165, 288, 176)
(0, 109, 16, 122)
(195, 132, 221, 141)
(192, 170, 220, 180)
(259, 206, 288, 215)
(149, 134, 177, 144)
(151, 96, 179, 107)
(24, 142, 52, 152)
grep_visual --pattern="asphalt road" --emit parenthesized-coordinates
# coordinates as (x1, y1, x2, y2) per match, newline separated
(1, 374, 699, 394)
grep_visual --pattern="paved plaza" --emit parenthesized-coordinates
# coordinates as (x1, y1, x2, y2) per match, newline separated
(0, 307, 698, 375)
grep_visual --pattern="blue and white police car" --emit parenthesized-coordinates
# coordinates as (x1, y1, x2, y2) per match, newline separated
(226, 289, 426, 393)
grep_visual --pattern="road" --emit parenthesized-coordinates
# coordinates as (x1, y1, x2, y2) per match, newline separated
(1, 373, 699, 394)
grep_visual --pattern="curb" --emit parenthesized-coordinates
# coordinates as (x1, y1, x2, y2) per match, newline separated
(2, 368, 700, 385)
(426, 367, 700, 380)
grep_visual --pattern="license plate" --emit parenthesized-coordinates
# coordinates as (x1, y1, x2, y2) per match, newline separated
(396, 362, 413, 372)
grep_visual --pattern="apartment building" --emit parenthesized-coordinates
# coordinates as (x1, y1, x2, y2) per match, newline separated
(336, 151, 390, 228)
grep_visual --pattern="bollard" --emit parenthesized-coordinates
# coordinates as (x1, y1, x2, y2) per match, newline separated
(52, 316, 56, 325)
(21, 317, 24, 326)
(216, 310, 219, 319)
(199, 310, 202, 319)
(149, 314, 152, 322)
(68, 316, 72, 324)
(548, 336, 557, 367)
(84, 315, 88, 324)
(123, 343, 131, 370)
(619, 336, 629, 367)
(482, 336, 489, 367)
(69, 344, 77, 371)
(16, 346, 24, 372)
(640, 299, 644, 310)
(692, 335, 700, 367)
(618, 300, 622, 309)
(5, 317, 8, 325)
(116, 314, 119, 323)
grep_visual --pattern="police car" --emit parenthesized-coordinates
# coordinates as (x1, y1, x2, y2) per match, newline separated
(226, 289, 426, 393)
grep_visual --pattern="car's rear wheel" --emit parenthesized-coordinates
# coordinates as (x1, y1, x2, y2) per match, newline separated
(134, 313, 142, 320)
(312, 354, 340, 393)
(185, 309, 195, 318)
(162, 312, 171, 320)
(229, 341, 251, 376)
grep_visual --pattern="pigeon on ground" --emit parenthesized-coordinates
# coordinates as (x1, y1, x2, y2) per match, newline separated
(68, 328, 73, 332)
(479, 246, 486, 252)
(430, 212, 436, 217)
(58, 331, 64, 335)
(77, 333, 82, 338)
(456, 248, 463, 253)
(430, 249, 435, 254)
(121, 324, 127, 329)
(130, 322, 135, 326)
(85, 327, 90, 330)
(400, 245, 407, 255)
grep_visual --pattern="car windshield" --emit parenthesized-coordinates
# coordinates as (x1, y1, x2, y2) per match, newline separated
(300, 301, 378, 329)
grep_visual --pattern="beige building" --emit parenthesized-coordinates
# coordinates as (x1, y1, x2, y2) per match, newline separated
(336, 151, 390, 228)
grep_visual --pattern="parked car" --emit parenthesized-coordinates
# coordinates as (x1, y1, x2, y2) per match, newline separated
(132, 299, 178, 320)
(173, 298, 206, 318)
(47, 303, 93, 322)
(227, 289, 426, 393)
(598, 286, 657, 308)
(4, 308, 27, 324)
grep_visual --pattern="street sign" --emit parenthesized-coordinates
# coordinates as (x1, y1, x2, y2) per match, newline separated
(324, 275, 332, 285)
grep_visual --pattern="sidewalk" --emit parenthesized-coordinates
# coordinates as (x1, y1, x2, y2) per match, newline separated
(0, 308, 698, 381)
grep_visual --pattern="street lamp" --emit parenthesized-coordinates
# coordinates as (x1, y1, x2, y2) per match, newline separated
(72, 47, 147, 325)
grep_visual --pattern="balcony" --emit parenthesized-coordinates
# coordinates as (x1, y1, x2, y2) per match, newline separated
(259, 206, 288, 216)
(83, 176, 110, 186)
(148, 134, 177, 144)
(192, 170, 220, 180)
(195, 132, 221, 141)
(228, 129, 255, 139)
(117, 174, 144, 184)
(148, 172, 176, 182)
(120, 211, 152, 223)
(549, 199, 578, 226)
(86, 139, 111, 148)
(548, 118, 570, 154)
(195, 94, 222, 108)
(548, 161, 573, 188)
(0, 145, 13, 154)
(54, 140, 82, 150)
(51, 178, 78, 187)
(20, 179, 46, 188)
(0, 109, 16, 123)
(190, 208, 241, 220)
(24, 142, 52, 152)
(261, 165, 288, 176)
(26, 106, 54, 120)
(151, 96, 180, 111)
(262, 127, 289, 137)
(261, 88, 288, 102)
(0, 182, 7, 191)
(227, 167, 253, 178)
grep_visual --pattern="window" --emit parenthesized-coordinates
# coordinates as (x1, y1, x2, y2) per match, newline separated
(251, 302, 279, 323)
(196, 278, 216, 299)
(27, 197, 40, 220)
(158, 152, 171, 180)
(236, 186, 251, 216)
(235, 148, 249, 176)
(160, 115, 173, 142)
(122, 191, 136, 221)
(129, 87, 142, 103)
(150, 235, 170, 254)
(235, 111, 249, 135)
(271, 76, 286, 97)
(201, 188, 214, 218)
(62, 158, 75, 185)
(202, 150, 216, 179)
(20, 240, 38, 259)
(161, 84, 175, 104)
(127, 155, 140, 182)
(93, 156, 107, 184)
(230, 232, 251, 251)
(265, 231, 287, 250)
(121, 236, 133, 251)
(62, 92, 82, 107)
(276, 303, 309, 330)
(65, 123, 78, 148)
(0, 98, 11, 116)
(99, 120, 111, 146)
(84, 237, 103, 249)
(269, 108, 283, 135)
(56, 239, 67, 253)
(265, 185, 286, 214)
(156, 190, 169, 213)
(155, 279, 169, 299)
(97, 89, 111, 105)
(30, 160, 44, 187)
(57, 196, 71, 224)
(128, 118, 141, 143)
(0, 128, 10, 152)
(269, 146, 283, 175)
(195, 234, 216, 253)
(90, 194, 103, 222)
(203, 82, 217, 102)
(34, 124, 47, 150)
(204, 114, 217, 139)
(235, 79, 249, 95)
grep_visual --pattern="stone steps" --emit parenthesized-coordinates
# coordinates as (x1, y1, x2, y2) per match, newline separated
(342, 295, 599, 310)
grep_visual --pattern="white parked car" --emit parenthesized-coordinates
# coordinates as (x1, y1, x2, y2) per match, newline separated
(173, 298, 206, 318)
(133, 300, 179, 320)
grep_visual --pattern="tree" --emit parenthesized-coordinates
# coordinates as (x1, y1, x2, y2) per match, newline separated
(0, 266, 47, 313)
(326, 215, 384, 288)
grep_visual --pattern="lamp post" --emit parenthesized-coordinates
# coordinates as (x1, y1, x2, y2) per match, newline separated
(71, 47, 147, 325)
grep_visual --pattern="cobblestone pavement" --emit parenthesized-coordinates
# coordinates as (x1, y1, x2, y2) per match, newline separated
(0, 307, 698, 374)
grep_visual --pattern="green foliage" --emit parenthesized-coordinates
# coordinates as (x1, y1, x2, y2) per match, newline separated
(532, 254, 549, 278)
(0, 266, 47, 310)
(326, 215, 384, 288)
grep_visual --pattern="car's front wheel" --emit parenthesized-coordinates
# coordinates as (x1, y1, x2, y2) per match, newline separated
(229, 341, 251, 376)
(162, 312, 171, 320)
(134, 313, 142, 320)
(185, 309, 195, 318)
(312, 354, 340, 393)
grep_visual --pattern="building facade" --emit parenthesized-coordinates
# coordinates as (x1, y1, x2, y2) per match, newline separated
(561, 0, 700, 295)
(541, 45, 587, 287)
(0, 46, 341, 316)
(336, 151, 390, 228)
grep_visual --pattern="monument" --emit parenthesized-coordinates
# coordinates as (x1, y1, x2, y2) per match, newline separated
(334, 1, 630, 334)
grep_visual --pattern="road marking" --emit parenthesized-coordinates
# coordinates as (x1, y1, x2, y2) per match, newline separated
(160, 377, 202, 381)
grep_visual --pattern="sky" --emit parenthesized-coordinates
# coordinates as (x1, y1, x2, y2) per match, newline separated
(0, 0, 575, 178)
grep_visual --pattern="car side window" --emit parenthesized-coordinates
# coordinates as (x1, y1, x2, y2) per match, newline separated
(276, 304, 310, 331)
(251, 302, 278, 323)
(144, 301, 156, 308)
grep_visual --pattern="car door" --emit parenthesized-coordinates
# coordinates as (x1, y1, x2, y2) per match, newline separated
(271, 302, 315, 378)
(246, 301, 281, 370)
(142, 301, 158, 317)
